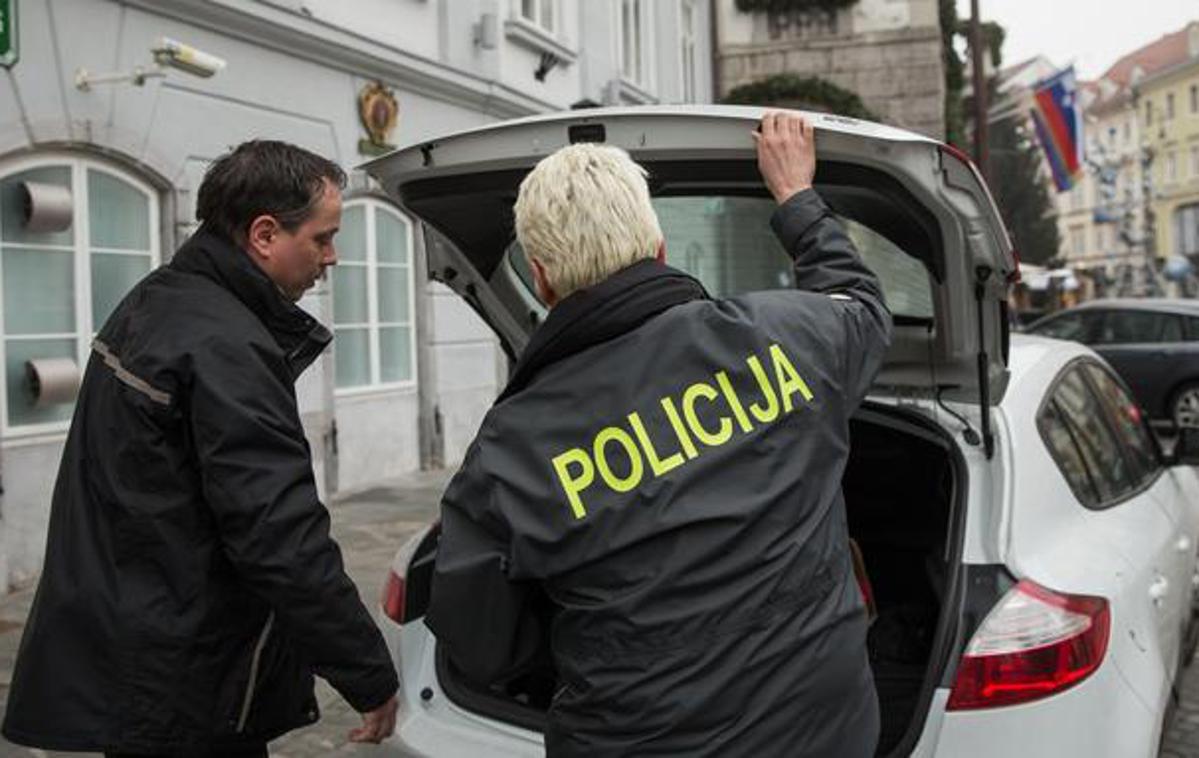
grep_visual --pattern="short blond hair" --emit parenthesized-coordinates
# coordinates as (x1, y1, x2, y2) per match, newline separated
(514, 143, 663, 299)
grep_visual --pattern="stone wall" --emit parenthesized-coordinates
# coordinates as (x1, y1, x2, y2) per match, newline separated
(717, 0, 946, 139)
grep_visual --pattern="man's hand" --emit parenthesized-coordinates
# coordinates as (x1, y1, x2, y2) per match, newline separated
(753, 111, 817, 204)
(348, 694, 398, 744)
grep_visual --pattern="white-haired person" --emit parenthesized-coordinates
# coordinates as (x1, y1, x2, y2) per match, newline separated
(427, 112, 891, 757)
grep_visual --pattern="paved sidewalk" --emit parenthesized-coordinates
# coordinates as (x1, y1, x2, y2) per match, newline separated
(0, 465, 1198, 756)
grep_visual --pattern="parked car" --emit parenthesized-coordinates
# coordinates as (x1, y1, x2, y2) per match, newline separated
(1026, 299, 1199, 428)
(364, 106, 1199, 758)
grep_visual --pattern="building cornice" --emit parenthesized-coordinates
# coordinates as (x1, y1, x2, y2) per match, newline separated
(121, 0, 559, 120)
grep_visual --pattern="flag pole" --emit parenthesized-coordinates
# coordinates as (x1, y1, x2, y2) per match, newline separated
(971, 0, 989, 181)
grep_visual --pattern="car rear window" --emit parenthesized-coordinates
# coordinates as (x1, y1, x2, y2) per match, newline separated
(507, 195, 935, 321)
(1083, 364, 1159, 485)
(1044, 368, 1139, 507)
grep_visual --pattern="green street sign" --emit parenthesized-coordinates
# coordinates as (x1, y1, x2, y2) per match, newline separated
(0, 0, 17, 68)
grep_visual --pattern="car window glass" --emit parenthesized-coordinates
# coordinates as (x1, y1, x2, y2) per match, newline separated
(1084, 364, 1159, 483)
(1038, 400, 1101, 506)
(1161, 315, 1183, 342)
(1032, 313, 1087, 341)
(1094, 309, 1164, 344)
(506, 196, 935, 321)
(1187, 316, 1199, 342)
(1052, 369, 1135, 504)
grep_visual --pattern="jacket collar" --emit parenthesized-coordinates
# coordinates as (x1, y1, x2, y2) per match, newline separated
(499, 259, 709, 402)
(169, 226, 332, 377)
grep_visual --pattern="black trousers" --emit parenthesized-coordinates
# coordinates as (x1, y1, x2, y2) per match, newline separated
(105, 747, 267, 758)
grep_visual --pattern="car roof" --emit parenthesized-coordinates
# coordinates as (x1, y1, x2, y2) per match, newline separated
(1065, 298, 1199, 315)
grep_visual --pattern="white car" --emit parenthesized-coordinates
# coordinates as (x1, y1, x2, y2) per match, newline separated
(364, 106, 1199, 757)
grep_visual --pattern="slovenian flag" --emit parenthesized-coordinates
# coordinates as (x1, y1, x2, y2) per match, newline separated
(1029, 67, 1084, 192)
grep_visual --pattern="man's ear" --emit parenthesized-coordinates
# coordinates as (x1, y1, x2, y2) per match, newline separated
(245, 214, 280, 261)
(530, 257, 558, 308)
(655, 239, 667, 264)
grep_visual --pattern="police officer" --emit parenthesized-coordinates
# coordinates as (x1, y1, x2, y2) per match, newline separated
(3, 141, 398, 756)
(428, 112, 890, 757)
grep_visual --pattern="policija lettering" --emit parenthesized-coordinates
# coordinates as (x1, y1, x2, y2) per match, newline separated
(551, 343, 814, 519)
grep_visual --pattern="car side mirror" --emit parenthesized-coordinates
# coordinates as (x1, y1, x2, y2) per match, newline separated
(1172, 428, 1199, 466)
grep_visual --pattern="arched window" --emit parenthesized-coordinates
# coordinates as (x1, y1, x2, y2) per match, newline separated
(0, 155, 160, 434)
(332, 198, 417, 391)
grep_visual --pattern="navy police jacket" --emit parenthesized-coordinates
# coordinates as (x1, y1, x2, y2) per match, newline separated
(428, 189, 892, 757)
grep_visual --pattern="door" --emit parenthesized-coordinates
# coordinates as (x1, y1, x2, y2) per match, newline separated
(1083, 363, 1196, 673)
(363, 106, 1016, 407)
(1044, 363, 1180, 707)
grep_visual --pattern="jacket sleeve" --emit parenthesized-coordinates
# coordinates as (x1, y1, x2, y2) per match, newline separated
(770, 188, 894, 406)
(189, 337, 398, 713)
(425, 440, 547, 686)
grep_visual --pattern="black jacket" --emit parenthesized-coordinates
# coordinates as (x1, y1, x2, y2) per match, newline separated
(2, 229, 398, 753)
(427, 190, 893, 757)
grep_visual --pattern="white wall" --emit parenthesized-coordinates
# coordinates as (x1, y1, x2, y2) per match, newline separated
(0, 0, 714, 590)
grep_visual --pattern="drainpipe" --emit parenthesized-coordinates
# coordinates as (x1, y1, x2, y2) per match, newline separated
(710, 0, 723, 103)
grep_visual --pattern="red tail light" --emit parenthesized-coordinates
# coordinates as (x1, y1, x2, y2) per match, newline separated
(947, 579, 1110, 711)
(382, 569, 406, 624)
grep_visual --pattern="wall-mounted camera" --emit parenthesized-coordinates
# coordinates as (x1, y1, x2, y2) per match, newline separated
(75, 37, 227, 91)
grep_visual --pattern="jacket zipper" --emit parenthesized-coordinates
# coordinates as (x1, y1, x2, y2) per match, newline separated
(235, 611, 275, 733)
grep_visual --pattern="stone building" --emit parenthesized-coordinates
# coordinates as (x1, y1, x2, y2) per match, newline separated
(714, 0, 945, 138)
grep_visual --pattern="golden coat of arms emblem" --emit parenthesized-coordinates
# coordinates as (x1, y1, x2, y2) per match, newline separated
(358, 80, 399, 156)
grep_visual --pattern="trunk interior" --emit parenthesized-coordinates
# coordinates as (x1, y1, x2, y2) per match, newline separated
(425, 405, 962, 756)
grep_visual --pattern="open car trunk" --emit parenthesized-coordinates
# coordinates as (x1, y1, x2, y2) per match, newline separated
(367, 106, 1003, 753)
(403, 403, 965, 757)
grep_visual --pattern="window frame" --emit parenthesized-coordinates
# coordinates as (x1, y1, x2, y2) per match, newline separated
(332, 197, 419, 397)
(678, 0, 698, 103)
(616, 0, 654, 91)
(513, 0, 556, 34)
(0, 153, 161, 438)
(1036, 358, 1164, 512)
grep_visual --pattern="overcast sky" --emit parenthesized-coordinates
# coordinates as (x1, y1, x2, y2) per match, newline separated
(956, 0, 1197, 80)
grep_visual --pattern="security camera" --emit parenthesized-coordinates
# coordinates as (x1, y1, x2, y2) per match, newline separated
(75, 37, 227, 91)
(152, 37, 226, 78)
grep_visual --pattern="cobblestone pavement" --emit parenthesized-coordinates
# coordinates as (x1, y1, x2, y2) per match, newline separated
(0, 465, 1197, 757)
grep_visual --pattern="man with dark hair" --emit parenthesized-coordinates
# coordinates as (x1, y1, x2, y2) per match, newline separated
(2, 140, 398, 757)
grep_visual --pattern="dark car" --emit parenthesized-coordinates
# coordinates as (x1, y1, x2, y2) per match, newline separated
(1027, 299, 1199, 428)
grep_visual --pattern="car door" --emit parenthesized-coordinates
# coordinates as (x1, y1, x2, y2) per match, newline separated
(1083, 363, 1196, 673)
(1091, 309, 1176, 420)
(1045, 364, 1180, 706)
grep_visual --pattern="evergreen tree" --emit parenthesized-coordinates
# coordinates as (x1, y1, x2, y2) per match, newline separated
(988, 117, 1062, 265)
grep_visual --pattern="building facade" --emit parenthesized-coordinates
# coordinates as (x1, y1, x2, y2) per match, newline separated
(0, 0, 713, 590)
(1137, 22, 1199, 268)
(714, 0, 944, 138)
(1045, 21, 1199, 296)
